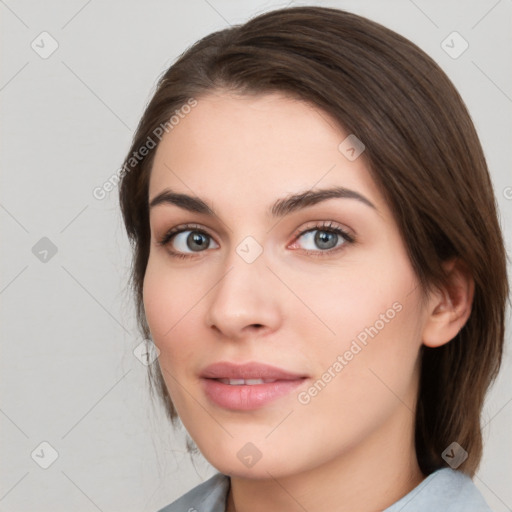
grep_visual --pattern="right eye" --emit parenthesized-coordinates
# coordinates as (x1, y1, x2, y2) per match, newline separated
(158, 224, 219, 259)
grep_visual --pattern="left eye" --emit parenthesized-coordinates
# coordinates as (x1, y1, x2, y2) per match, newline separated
(292, 225, 353, 254)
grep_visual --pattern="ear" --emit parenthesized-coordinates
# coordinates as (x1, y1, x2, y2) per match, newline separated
(422, 258, 475, 348)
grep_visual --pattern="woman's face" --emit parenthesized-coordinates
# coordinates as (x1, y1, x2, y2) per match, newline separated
(144, 91, 429, 478)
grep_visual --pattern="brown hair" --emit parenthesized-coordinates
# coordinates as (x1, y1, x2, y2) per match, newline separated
(118, 6, 509, 476)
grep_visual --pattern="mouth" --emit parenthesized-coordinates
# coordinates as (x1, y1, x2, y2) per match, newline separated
(215, 378, 282, 385)
(200, 361, 309, 410)
(200, 361, 307, 380)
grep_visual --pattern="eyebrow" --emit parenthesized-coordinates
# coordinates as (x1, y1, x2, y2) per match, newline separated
(149, 186, 376, 218)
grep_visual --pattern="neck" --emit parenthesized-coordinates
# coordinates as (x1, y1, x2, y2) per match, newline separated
(225, 409, 424, 512)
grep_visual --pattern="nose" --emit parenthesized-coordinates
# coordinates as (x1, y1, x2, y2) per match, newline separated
(205, 251, 282, 341)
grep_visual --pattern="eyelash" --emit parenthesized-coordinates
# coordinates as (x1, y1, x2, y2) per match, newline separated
(157, 221, 355, 260)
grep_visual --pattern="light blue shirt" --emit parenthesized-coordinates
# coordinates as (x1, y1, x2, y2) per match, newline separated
(157, 468, 493, 511)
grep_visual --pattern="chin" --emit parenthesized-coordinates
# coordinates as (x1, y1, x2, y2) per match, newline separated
(198, 442, 304, 480)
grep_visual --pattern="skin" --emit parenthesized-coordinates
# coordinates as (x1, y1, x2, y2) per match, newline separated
(143, 91, 473, 512)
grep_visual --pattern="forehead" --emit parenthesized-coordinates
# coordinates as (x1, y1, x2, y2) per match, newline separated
(148, 91, 385, 214)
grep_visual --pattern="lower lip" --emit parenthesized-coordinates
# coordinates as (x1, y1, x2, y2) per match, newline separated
(201, 378, 306, 410)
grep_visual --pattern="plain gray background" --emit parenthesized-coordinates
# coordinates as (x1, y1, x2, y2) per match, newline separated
(1, 1, 511, 511)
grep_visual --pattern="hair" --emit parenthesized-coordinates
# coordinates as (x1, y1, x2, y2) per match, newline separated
(118, 6, 509, 477)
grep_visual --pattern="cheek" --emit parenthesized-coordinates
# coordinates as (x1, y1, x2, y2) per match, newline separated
(143, 259, 203, 413)
(293, 247, 423, 402)
(142, 257, 197, 362)
(288, 285, 422, 464)
(142, 258, 173, 340)
(306, 280, 423, 423)
(287, 252, 418, 352)
(143, 253, 203, 338)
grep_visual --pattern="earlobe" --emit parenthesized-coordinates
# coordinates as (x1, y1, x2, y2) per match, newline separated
(422, 258, 475, 348)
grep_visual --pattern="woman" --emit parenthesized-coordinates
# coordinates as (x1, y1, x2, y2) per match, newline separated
(119, 6, 508, 511)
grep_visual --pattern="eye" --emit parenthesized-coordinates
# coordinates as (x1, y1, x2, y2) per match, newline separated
(290, 221, 355, 257)
(157, 224, 218, 259)
(157, 221, 355, 260)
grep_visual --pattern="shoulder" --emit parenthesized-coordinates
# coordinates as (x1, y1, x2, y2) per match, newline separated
(384, 468, 494, 512)
(156, 472, 230, 512)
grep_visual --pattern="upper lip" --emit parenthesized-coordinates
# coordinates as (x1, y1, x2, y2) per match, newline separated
(200, 361, 307, 380)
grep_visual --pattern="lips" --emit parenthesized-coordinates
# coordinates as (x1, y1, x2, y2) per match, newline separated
(200, 361, 308, 410)
(200, 361, 306, 381)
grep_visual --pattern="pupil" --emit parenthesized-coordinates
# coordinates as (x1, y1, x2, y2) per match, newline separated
(188, 232, 207, 251)
(316, 231, 337, 249)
